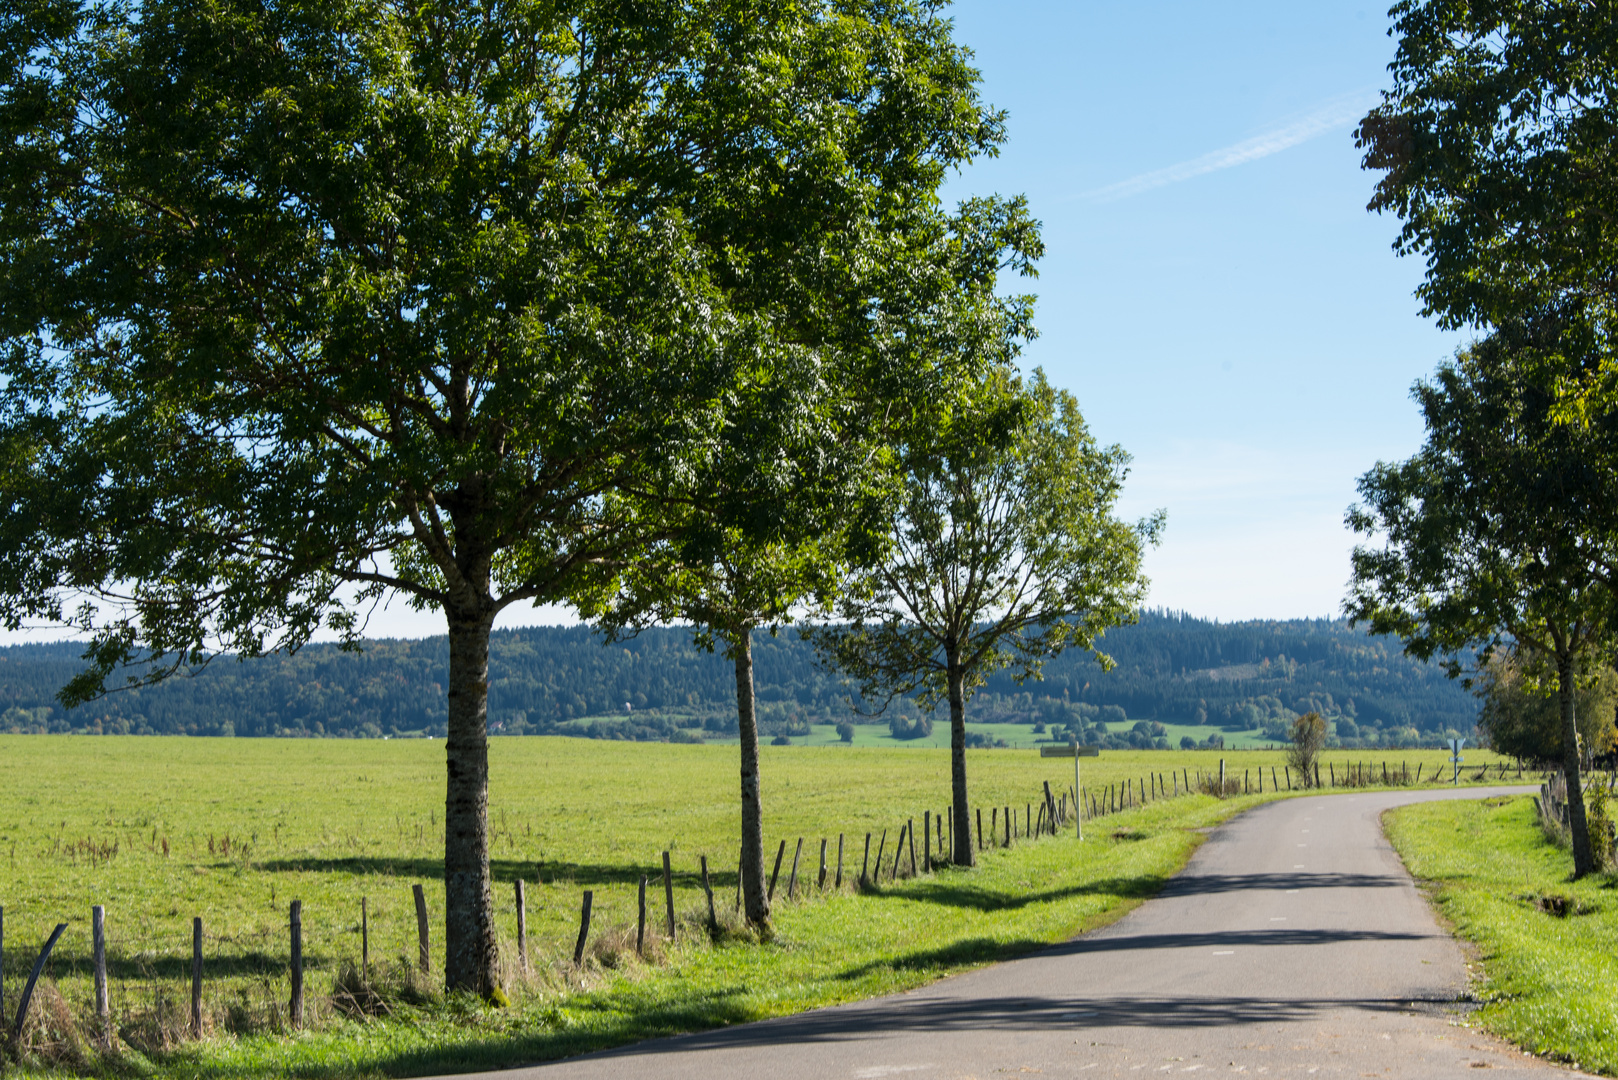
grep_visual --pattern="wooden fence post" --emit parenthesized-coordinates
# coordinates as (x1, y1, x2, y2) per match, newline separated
(1004, 805, 1011, 846)
(93, 904, 108, 1022)
(513, 882, 527, 975)
(288, 901, 303, 1030)
(662, 851, 676, 940)
(819, 837, 828, 889)
(1, 905, 5, 1036)
(573, 891, 593, 966)
(890, 824, 906, 881)
(12, 922, 66, 1047)
(412, 884, 429, 974)
(861, 832, 871, 888)
(787, 838, 803, 900)
(976, 807, 983, 851)
(836, 833, 845, 889)
(700, 856, 717, 931)
(908, 819, 917, 875)
(1218, 759, 1225, 794)
(191, 917, 203, 1039)
(923, 813, 932, 872)
(767, 840, 786, 900)
(638, 875, 647, 957)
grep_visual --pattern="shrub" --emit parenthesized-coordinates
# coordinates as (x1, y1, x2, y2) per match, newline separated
(836, 721, 855, 743)
(1288, 712, 1327, 787)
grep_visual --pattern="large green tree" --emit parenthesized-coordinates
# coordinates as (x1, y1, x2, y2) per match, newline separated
(0, 0, 1010, 991)
(808, 369, 1160, 867)
(1358, 1, 1618, 368)
(1347, 334, 1618, 877)
(579, 195, 1042, 930)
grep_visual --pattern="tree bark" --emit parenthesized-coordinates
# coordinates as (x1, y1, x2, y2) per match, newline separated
(1557, 647, 1595, 878)
(734, 629, 771, 930)
(444, 608, 501, 993)
(947, 646, 972, 867)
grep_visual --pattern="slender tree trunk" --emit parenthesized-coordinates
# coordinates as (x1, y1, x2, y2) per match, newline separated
(734, 629, 771, 930)
(1557, 648, 1595, 878)
(948, 647, 972, 867)
(444, 609, 500, 993)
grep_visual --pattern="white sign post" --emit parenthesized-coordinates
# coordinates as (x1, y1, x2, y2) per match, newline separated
(1448, 737, 1466, 785)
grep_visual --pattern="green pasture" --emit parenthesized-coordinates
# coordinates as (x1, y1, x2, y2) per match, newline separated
(1385, 794, 1618, 1075)
(693, 719, 1318, 751)
(0, 736, 1518, 1077)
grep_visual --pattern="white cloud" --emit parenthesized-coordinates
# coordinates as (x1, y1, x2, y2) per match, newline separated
(1079, 89, 1380, 203)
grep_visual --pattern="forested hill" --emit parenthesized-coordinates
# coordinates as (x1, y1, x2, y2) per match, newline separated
(0, 612, 1479, 745)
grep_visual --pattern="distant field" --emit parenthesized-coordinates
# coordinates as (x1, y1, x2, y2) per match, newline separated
(625, 719, 1297, 750)
(0, 736, 1521, 1076)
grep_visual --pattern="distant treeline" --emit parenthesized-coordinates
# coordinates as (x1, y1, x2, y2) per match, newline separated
(0, 612, 1479, 746)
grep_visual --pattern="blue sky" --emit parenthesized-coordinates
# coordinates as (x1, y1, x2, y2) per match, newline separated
(5, 2, 1459, 646)
(933, 0, 1460, 622)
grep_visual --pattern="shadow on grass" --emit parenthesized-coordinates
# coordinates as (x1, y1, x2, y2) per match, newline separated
(249, 856, 734, 891)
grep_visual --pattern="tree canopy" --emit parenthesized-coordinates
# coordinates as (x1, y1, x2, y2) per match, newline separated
(809, 368, 1160, 864)
(0, 0, 1017, 990)
(1347, 334, 1618, 875)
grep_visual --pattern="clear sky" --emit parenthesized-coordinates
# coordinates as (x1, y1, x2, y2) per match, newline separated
(936, 0, 1460, 622)
(4, 2, 1460, 646)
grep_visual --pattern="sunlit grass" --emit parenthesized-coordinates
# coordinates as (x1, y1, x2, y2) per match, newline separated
(1385, 794, 1618, 1075)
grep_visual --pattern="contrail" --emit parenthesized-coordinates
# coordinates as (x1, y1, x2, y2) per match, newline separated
(1078, 90, 1379, 203)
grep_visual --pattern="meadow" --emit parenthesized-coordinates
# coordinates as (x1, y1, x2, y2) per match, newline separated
(0, 736, 1517, 1077)
(1385, 793, 1618, 1075)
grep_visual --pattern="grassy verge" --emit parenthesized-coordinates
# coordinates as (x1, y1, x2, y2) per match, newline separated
(0, 737, 1515, 1077)
(1384, 794, 1618, 1075)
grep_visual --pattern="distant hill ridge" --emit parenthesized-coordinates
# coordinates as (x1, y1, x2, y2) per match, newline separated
(0, 612, 1479, 744)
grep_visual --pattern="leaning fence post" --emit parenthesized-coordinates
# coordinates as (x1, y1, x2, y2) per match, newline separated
(818, 837, 829, 889)
(514, 881, 528, 975)
(412, 883, 430, 974)
(1, 905, 5, 1037)
(836, 833, 845, 889)
(662, 851, 676, 940)
(93, 904, 108, 1024)
(700, 856, 717, 931)
(861, 832, 872, 888)
(908, 820, 917, 876)
(288, 901, 303, 1030)
(573, 891, 593, 966)
(191, 916, 203, 1039)
(638, 875, 648, 957)
(787, 838, 803, 900)
(13, 922, 66, 1047)
(767, 840, 786, 900)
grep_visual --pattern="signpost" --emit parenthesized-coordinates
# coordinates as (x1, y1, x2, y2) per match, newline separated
(1038, 742, 1099, 840)
(1448, 737, 1465, 785)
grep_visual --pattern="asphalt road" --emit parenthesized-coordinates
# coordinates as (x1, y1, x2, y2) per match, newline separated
(452, 785, 1585, 1080)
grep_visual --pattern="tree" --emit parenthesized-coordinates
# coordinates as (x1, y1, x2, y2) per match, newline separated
(1347, 335, 1618, 877)
(1357, 0, 1618, 395)
(574, 193, 1041, 932)
(1287, 712, 1326, 787)
(808, 369, 1161, 866)
(1476, 648, 1618, 765)
(0, 0, 1011, 990)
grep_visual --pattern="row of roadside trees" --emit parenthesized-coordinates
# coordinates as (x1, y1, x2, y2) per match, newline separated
(0, 0, 1159, 993)
(1346, 1, 1618, 878)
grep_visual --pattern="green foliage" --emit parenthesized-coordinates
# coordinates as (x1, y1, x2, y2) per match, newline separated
(0, 614, 1486, 740)
(1286, 711, 1326, 786)
(1386, 796, 1618, 1073)
(1476, 648, 1618, 764)
(1359, 1, 1618, 406)
(810, 370, 1161, 716)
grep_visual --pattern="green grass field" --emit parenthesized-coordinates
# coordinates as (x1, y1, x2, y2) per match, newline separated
(1385, 793, 1618, 1075)
(0, 736, 1518, 1077)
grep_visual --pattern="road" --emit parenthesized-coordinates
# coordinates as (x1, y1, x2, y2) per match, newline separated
(448, 786, 1583, 1080)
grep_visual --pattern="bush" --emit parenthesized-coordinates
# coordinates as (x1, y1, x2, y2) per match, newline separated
(770, 734, 792, 746)
(888, 714, 933, 740)
(1179, 735, 1196, 749)
(1288, 712, 1327, 787)
(835, 721, 855, 743)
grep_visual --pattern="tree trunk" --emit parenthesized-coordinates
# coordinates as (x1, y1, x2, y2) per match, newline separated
(734, 629, 771, 930)
(948, 648, 972, 867)
(1557, 647, 1595, 878)
(444, 609, 500, 993)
